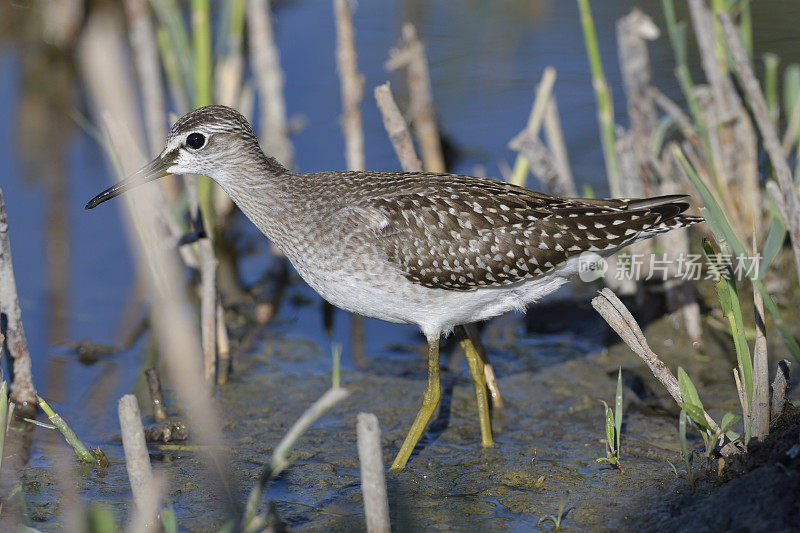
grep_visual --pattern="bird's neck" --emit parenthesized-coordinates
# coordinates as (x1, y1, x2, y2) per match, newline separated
(216, 153, 304, 250)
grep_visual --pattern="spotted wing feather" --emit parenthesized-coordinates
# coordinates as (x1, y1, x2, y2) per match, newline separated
(343, 176, 699, 291)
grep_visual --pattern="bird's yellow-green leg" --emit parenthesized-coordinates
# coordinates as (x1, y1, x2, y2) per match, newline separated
(456, 325, 493, 448)
(390, 336, 441, 472)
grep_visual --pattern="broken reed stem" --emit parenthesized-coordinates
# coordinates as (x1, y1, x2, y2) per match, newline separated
(200, 236, 218, 383)
(126, 473, 166, 533)
(38, 396, 95, 463)
(509, 67, 557, 187)
(386, 23, 445, 173)
(0, 185, 37, 409)
(243, 387, 350, 528)
(770, 360, 791, 421)
(144, 367, 168, 423)
(216, 297, 231, 385)
(719, 10, 800, 286)
(123, 0, 167, 156)
(215, 0, 247, 108)
(334, 0, 365, 171)
(577, 0, 621, 197)
(356, 413, 390, 533)
(542, 94, 575, 195)
(750, 275, 769, 440)
(118, 394, 155, 511)
(124, 0, 181, 204)
(247, 0, 294, 168)
(591, 288, 717, 428)
(374, 82, 422, 172)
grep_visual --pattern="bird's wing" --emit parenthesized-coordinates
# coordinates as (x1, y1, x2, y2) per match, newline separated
(337, 176, 698, 291)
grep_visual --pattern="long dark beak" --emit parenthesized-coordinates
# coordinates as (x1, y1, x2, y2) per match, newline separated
(85, 157, 171, 209)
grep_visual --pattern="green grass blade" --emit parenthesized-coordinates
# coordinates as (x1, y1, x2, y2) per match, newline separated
(614, 368, 623, 456)
(38, 396, 96, 463)
(701, 241, 754, 409)
(760, 211, 787, 279)
(764, 53, 780, 126)
(150, 0, 195, 104)
(678, 402, 711, 432)
(719, 412, 740, 434)
(678, 145, 800, 362)
(161, 503, 178, 533)
(577, 0, 620, 197)
(605, 406, 614, 454)
(677, 367, 704, 413)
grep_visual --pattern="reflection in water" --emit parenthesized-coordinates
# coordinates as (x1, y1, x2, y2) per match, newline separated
(10, 1, 79, 403)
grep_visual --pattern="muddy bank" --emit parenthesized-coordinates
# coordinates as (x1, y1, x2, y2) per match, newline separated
(15, 285, 798, 530)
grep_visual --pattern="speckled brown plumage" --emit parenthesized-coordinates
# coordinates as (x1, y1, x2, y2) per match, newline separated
(334, 172, 698, 291)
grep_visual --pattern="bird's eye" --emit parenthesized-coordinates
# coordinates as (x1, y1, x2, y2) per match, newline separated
(186, 132, 206, 149)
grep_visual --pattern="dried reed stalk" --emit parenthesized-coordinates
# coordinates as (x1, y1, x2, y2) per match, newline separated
(591, 288, 717, 428)
(145, 367, 168, 423)
(508, 67, 557, 187)
(719, 10, 800, 284)
(335, 0, 365, 171)
(118, 394, 154, 511)
(247, 0, 294, 168)
(356, 413, 390, 533)
(542, 95, 575, 195)
(374, 82, 422, 172)
(386, 23, 445, 173)
(200, 237, 218, 382)
(770, 360, 791, 421)
(750, 275, 769, 440)
(78, 8, 234, 514)
(0, 185, 36, 409)
(216, 297, 231, 385)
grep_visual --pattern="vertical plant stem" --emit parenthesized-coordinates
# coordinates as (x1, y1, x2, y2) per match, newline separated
(750, 276, 769, 440)
(157, 26, 189, 114)
(542, 94, 575, 195)
(247, 0, 294, 168)
(0, 185, 37, 409)
(356, 413, 390, 533)
(192, 0, 216, 232)
(144, 367, 168, 423)
(719, 11, 800, 286)
(216, 297, 231, 385)
(374, 82, 422, 172)
(118, 394, 155, 511)
(386, 23, 445, 173)
(509, 67, 556, 187)
(577, 0, 621, 197)
(149, 0, 194, 105)
(334, 0, 365, 172)
(215, 0, 246, 107)
(200, 237, 217, 383)
(614, 368, 623, 459)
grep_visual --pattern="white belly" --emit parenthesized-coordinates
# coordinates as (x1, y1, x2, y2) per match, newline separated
(294, 254, 582, 339)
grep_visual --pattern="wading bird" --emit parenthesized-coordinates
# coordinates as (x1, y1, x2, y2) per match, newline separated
(86, 105, 700, 471)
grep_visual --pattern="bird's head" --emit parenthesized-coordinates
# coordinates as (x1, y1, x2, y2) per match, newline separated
(85, 105, 261, 209)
